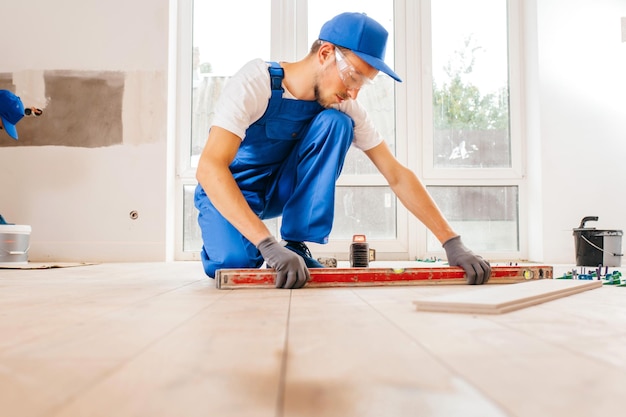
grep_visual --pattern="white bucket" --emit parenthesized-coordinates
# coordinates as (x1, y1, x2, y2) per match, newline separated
(0, 224, 32, 264)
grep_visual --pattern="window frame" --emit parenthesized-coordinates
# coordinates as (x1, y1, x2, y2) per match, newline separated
(418, 0, 527, 261)
(174, 0, 197, 260)
(173, 0, 526, 262)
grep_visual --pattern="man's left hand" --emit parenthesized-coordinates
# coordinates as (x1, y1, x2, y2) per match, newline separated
(443, 236, 491, 285)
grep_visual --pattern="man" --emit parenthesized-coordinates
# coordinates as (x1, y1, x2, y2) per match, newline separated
(195, 12, 491, 289)
(0, 90, 25, 140)
(0, 90, 25, 225)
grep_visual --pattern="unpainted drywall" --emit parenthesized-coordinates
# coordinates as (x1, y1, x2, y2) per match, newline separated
(1, 71, 124, 147)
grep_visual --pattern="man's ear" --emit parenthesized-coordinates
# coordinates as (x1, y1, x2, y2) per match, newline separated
(318, 42, 334, 64)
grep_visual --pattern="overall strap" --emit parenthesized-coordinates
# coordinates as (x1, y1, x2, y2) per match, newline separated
(268, 61, 284, 93)
(267, 61, 285, 105)
(259, 61, 285, 119)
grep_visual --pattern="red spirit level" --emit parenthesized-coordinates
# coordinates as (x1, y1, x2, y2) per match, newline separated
(215, 265, 553, 289)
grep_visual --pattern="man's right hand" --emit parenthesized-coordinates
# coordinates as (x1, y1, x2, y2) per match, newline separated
(256, 236, 310, 289)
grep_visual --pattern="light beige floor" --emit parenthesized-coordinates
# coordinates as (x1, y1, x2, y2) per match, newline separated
(0, 262, 624, 417)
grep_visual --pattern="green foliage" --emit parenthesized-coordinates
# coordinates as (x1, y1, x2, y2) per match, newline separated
(199, 62, 213, 74)
(432, 36, 509, 131)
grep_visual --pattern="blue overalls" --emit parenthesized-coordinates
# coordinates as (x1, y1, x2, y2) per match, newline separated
(195, 62, 354, 277)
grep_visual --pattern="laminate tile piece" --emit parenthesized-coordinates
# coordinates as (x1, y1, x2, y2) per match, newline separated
(413, 279, 602, 314)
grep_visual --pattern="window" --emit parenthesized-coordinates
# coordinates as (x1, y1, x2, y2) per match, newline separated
(430, 0, 511, 169)
(175, 0, 524, 262)
(177, 0, 272, 258)
(307, 0, 399, 252)
(426, 186, 519, 252)
(422, 0, 524, 257)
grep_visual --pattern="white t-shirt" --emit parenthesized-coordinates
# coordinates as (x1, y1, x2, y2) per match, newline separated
(211, 59, 384, 151)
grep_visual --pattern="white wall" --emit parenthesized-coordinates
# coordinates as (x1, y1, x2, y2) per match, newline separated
(1, 0, 624, 264)
(0, 0, 172, 262)
(531, 0, 626, 263)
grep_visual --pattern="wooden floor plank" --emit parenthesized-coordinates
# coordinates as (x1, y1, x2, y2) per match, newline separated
(1, 263, 624, 417)
(0, 263, 225, 417)
(413, 279, 602, 314)
(281, 288, 508, 417)
(50, 289, 291, 417)
(356, 285, 626, 417)
(491, 285, 626, 370)
(0, 263, 205, 353)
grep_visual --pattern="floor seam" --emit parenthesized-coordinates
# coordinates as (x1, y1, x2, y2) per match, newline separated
(353, 289, 514, 417)
(275, 290, 292, 417)
(47, 289, 233, 417)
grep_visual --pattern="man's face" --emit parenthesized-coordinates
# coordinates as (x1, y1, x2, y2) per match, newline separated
(314, 46, 378, 108)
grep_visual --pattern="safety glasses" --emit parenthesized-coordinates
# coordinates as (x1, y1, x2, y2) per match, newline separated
(334, 48, 373, 91)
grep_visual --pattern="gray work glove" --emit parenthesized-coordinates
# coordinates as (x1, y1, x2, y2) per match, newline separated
(257, 236, 310, 289)
(443, 236, 491, 285)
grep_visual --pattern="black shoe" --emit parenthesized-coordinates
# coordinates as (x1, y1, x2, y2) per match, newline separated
(284, 241, 324, 268)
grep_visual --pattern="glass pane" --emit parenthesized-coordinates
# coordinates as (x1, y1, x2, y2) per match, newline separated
(183, 185, 280, 253)
(431, 0, 510, 168)
(184, 185, 398, 249)
(426, 186, 518, 252)
(308, 0, 396, 175)
(183, 185, 202, 252)
(191, 0, 271, 167)
(330, 187, 396, 240)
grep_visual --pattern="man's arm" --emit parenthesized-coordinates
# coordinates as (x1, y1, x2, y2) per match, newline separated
(364, 141, 491, 284)
(195, 126, 309, 288)
(364, 141, 456, 243)
(196, 126, 271, 245)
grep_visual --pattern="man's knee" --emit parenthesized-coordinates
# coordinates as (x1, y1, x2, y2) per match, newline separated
(314, 109, 354, 132)
(199, 239, 264, 278)
(302, 109, 354, 151)
(200, 250, 263, 278)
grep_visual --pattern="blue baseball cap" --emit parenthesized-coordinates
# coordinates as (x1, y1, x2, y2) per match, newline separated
(0, 90, 25, 140)
(319, 12, 402, 82)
